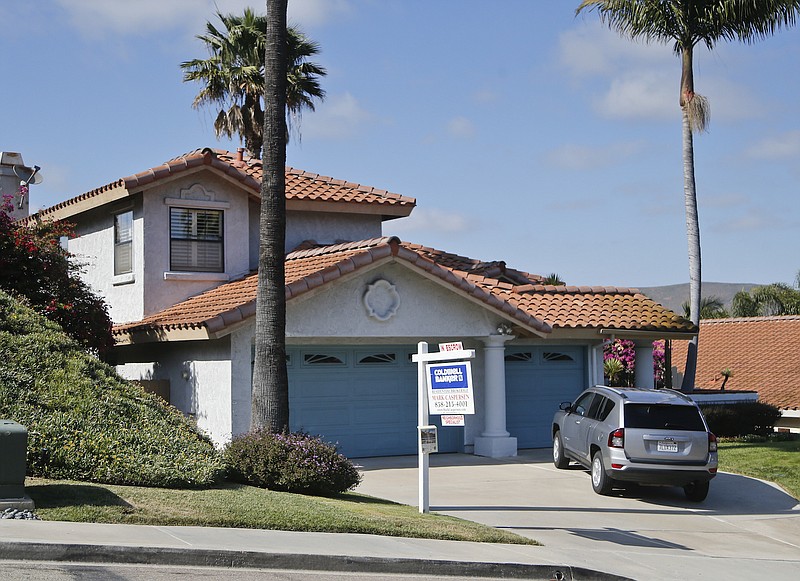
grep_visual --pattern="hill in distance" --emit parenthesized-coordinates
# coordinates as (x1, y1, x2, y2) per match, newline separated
(637, 282, 758, 315)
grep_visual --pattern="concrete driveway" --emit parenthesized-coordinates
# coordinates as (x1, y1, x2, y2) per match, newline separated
(356, 449, 800, 581)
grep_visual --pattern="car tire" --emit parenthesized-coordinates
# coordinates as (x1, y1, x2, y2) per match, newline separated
(553, 431, 570, 469)
(591, 451, 614, 495)
(683, 480, 710, 502)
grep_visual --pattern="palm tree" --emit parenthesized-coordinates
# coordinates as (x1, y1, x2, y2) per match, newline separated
(731, 282, 800, 316)
(251, 0, 290, 433)
(542, 273, 565, 286)
(681, 295, 727, 319)
(576, 0, 800, 391)
(181, 8, 326, 159)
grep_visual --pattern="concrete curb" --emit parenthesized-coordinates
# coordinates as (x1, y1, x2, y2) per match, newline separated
(0, 541, 633, 580)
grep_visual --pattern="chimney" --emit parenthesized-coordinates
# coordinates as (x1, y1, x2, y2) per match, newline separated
(234, 148, 245, 167)
(0, 152, 31, 221)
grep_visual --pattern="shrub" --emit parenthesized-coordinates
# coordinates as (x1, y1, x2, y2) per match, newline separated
(225, 430, 362, 496)
(0, 290, 224, 487)
(700, 401, 782, 437)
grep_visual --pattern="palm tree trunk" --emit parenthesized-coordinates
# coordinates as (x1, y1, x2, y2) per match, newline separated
(251, 0, 289, 433)
(679, 46, 701, 392)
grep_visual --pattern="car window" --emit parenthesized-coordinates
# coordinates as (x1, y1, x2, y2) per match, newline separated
(624, 404, 706, 431)
(596, 398, 615, 421)
(572, 393, 595, 417)
(587, 395, 605, 420)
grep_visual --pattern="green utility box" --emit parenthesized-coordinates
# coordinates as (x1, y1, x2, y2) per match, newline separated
(0, 419, 28, 499)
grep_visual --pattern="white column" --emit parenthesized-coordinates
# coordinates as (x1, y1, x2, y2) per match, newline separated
(634, 342, 655, 389)
(473, 333, 517, 458)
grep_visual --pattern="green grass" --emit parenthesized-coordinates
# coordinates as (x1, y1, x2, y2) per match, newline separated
(718, 439, 800, 500)
(25, 478, 537, 545)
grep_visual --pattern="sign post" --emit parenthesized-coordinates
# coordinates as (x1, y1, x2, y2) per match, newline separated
(412, 341, 475, 513)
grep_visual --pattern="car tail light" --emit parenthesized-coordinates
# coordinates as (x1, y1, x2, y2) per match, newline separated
(708, 432, 718, 452)
(608, 428, 624, 448)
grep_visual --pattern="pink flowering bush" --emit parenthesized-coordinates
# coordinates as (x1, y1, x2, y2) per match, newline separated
(225, 430, 362, 496)
(604, 339, 666, 388)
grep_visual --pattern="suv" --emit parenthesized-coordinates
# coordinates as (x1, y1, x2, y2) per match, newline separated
(552, 386, 717, 501)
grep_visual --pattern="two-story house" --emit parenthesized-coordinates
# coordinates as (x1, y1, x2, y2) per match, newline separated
(26, 148, 696, 457)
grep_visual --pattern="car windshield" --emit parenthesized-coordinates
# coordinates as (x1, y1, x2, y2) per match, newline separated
(624, 404, 706, 431)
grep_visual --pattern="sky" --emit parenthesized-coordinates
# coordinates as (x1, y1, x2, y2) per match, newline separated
(2, 0, 798, 288)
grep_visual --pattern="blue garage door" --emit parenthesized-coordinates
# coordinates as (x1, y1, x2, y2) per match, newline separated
(287, 346, 463, 458)
(505, 346, 587, 449)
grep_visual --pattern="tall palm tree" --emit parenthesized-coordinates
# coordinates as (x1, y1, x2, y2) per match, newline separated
(251, 0, 290, 433)
(181, 8, 326, 159)
(681, 295, 727, 319)
(576, 0, 800, 390)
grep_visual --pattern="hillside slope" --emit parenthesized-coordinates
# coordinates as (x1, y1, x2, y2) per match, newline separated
(638, 282, 757, 314)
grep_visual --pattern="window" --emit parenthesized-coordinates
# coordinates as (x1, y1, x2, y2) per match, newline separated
(572, 393, 594, 417)
(114, 210, 133, 275)
(170, 208, 223, 272)
(543, 351, 574, 362)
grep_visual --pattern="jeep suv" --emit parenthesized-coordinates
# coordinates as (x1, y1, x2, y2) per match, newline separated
(552, 386, 718, 501)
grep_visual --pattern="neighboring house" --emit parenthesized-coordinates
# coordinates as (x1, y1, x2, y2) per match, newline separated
(25, 148, 696, 457)
(672, 316, 800, 432)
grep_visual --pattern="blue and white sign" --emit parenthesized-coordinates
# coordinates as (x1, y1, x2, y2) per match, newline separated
(426, 361, 475, 415)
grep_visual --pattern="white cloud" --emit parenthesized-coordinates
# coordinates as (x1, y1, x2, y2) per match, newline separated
(287, 0, 351, 28)
(471, 89, 499, 104)
(743, 130, 800, 160)
(593, 72, 675, 120)
(302, 92, 377, 140)
(388, 208, 470, 235)
(545, 140, 646, 171)
(447, 116, 475, 139)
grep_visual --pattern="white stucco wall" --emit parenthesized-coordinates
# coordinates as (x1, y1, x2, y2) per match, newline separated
(68, 197, 145, 324)
(141, 175, 252, 317)
(285, 211, 382, 253)
(115, 338, 233, 447)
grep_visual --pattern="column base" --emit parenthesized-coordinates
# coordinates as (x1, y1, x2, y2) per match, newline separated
(473, 436, 517, 458)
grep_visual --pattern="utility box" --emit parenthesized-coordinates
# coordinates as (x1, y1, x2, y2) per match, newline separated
(0, 420, 29, 500)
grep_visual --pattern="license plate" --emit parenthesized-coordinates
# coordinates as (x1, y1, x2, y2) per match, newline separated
(657, 441, 678, 453)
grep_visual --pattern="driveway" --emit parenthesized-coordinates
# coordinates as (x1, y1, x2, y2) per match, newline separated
(356, 449, 800, 581)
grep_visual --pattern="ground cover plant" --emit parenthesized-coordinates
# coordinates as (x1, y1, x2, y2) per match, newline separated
(718, 436, 800, 500)
(0, 290, 224, 487)
(25, 478, 536, 545)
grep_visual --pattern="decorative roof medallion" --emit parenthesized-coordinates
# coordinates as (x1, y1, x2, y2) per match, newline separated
(363, 279, 400, 321)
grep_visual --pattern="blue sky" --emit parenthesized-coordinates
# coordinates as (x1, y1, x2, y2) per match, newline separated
(2, 0, 798, 288)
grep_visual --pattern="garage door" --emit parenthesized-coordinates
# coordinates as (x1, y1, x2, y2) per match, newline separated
(287, 346, 463, 458)
(505, 346, 587, 449)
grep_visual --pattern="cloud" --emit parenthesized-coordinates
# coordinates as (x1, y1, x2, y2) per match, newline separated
(288, 0, 351, 28)
(447, 117, 475, 139)
(302, 92, 377, 140)
(593, 72, 675, 120)
(388, 207, 470, 235)
(544, 140, 646, 171)
(471, 89, 499, 104)
(743, 130, 800, 160)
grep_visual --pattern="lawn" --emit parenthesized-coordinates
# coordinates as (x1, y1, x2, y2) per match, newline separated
(718, 438, 800, 500)
(25, 478, 537, 545)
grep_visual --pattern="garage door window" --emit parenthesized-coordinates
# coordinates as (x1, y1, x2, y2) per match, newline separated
(303, 353, 346, 366)
(505, 351, 533, 362)
(357, 353, 397, 365)
(543, 351, 575, 362)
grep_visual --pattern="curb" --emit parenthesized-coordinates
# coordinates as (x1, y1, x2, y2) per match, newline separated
(0, 541, 633, 580)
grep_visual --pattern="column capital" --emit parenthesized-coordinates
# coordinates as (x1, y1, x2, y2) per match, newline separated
(481, 333, 516, 348)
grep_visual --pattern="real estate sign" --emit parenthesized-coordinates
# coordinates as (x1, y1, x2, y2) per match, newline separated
(426, 361, 474, 415)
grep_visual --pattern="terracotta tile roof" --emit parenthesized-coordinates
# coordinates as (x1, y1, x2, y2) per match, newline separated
(26, 148, 415, 224)
(113, 238, 692, 341)
(671, 316, 800, 410)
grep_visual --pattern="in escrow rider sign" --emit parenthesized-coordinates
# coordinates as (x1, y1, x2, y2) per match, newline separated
(426, 361, 474, 415)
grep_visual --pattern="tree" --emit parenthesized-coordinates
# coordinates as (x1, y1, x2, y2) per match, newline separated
(681, 295, 728, 319)
(542, 273, 565, 285)
(251, 0, 290, 433)
(731, 280, 800, 316)
(0, 194, 113, 357)
(576, 0, 800, 391)
(181, 8, 326, 159)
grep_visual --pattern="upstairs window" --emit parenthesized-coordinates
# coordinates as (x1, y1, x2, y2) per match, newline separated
(114, 210, 133, 275)
(170, 208, 223, 272)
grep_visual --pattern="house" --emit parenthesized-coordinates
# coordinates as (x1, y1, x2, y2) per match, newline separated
(671, 316, 800, 432)
(25, 148, 696, 457)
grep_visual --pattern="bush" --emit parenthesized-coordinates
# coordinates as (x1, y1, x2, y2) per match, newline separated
(700, 401, 782, 437)
(0, 290, 224, 487)
(225, 430, 362, 496)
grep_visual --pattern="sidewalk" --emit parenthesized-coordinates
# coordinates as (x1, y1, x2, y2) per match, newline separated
(0, 519, 628, 580)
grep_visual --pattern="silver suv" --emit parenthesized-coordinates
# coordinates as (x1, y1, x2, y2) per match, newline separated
(552, 386, 718, 501)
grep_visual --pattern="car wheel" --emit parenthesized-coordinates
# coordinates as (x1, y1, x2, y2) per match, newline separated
(553, 431, 570, 469)
(591, 451, 613, 495)
(684, 480, 710, 502)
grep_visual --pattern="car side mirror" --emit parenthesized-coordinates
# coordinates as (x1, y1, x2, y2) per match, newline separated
(559, 402, 572, 412)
